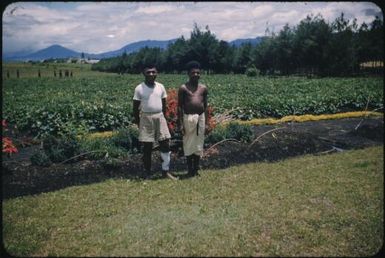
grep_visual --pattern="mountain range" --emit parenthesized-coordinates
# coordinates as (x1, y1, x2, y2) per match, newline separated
(3, 37, 263, 61)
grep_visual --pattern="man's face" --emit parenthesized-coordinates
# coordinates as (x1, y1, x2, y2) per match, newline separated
(144, 68, 157, 83)
(188, 68, 200, 82)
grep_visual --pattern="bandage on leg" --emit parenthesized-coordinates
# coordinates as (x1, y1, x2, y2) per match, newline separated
(160, 151, 171, 171)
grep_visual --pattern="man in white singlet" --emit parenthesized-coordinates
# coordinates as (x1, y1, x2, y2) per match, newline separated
(133, 65, 177, 180)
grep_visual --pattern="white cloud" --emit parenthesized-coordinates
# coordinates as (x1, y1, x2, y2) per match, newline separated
(134, 4, 177, 14)
(2, 2, 383, 54)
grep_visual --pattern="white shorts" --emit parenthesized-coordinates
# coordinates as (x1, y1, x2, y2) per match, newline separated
(139, 112, 171, 142)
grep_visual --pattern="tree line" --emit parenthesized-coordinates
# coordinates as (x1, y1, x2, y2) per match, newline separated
(91, 13, 383, 76)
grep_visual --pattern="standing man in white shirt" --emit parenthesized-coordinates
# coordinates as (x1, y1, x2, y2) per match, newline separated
(132, 65, 177, 180)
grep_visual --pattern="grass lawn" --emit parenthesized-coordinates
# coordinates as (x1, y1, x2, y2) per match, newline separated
(3, 146, 383, 257)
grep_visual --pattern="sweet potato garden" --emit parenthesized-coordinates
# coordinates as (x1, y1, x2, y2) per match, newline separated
(2, 63, 384, 256)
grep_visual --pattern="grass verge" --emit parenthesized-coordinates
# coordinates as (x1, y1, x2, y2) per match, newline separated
(3, 146, 383, 256)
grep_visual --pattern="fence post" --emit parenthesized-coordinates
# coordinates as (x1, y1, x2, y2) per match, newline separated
(38, 69, 41, 78)
(16, 70, 20, 78)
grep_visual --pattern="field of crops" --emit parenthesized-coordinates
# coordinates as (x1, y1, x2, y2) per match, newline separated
(2, 63, 383, 137)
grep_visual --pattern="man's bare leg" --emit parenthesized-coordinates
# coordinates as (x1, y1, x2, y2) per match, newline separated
(142, 142, 153, 177)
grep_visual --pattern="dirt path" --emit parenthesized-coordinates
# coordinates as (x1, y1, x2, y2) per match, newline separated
(2, 117, 383, 199)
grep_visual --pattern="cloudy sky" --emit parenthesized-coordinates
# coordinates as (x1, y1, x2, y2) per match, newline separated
(2, 1, 383, 54)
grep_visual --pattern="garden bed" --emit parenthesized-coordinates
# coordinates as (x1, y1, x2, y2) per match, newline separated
(2, 117, 383, 199)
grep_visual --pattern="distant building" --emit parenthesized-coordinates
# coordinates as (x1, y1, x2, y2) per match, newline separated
(65, 57, 100, 64)
(75, 58, 100, 64)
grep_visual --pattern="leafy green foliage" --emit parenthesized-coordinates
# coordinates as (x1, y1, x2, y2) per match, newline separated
(79, 137, 128, 160)
(109, 127, 140, 154)
(30, 151, 52, 167)
(42, 135, 80, 163)
(3, 73, 383, 138)
(245, 66, 260, 77)
(206, 123, 254, 144)
(78, 127, 140, 161)
(226, 123, 255, 143)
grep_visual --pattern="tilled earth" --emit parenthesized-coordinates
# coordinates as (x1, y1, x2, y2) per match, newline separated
(2, 117, 383, 199)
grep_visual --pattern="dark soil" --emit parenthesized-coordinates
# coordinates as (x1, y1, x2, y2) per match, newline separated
(2, 117, 383, 199)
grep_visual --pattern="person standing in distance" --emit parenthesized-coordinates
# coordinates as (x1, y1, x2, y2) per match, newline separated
(132, 65, 177, 180)
(177, 61, 209, 177)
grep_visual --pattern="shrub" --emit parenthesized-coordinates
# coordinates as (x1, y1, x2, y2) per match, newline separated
(30, 151, 52, 166)
(226, 123, 254, 143)
(245, 65, 260, 77)
(110, 127, 140, 154)
(205, 125, 228, 144)
(79, 137, 128, 160)
(205, 123, 254, 145)
(42, 134, 80, 163)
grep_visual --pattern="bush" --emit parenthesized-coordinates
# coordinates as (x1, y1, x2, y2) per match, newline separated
(226, 123, 254, 143)
(30, 151, 52, 166)
(245, 66, 260, 77)
(110, 127, 140, 154)
(42, 134, 80, 163)
(205, 125, 228, 144)
(205, 123, 254, 145)
(79, 137, 128, 160)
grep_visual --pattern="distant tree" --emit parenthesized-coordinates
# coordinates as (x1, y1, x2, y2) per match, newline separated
(292, 14, 331, 76)
(186, 23, 220, 73)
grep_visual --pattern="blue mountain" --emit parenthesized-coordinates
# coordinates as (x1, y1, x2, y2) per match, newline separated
(3, 37, 263, 61)
(229, 37, 264, 47)
(90, 39, 178, 59)
(26, 45, 79, 61)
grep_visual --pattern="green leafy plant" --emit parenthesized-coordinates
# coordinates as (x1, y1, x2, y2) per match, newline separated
(42, 134, 80, 163)
(225, 123, 255, 143)
(245, 65, 260, 77)
(205, 122, 254, 145)
(79, 137, 128, 160)
(110, 127, 140, 153)
(30, 151, 52, 167)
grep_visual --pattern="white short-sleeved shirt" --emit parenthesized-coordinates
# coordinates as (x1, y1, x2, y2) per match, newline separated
(133, 82, 167, 113)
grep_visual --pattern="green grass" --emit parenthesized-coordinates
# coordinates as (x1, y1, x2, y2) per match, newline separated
(3, 146, 383, 256)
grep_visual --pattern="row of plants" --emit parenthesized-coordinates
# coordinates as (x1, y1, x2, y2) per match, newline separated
(30, 127, 140, 166)
(29, 122, 254, 167)
(2, 73, 383, 138)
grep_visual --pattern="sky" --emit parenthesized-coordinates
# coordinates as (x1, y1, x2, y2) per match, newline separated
(2, 1, 383, 55)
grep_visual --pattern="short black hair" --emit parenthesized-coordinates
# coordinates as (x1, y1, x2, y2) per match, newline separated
(185, 60, 201, 72)
(142, 64, 157, 72)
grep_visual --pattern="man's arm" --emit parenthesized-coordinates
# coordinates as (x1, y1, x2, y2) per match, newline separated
(203, 86, 208, 126)
(203, 86, 210, 134)
(133, 100, 141, 126)
(177, 87, 185, 133)
(162, 97, 167, 118)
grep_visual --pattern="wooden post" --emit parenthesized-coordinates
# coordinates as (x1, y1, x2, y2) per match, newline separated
(16, 70, 20, 78)
(38, 69, 41, 78)
(7, 71, 10, 78)
(59, 70, 62, 78)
